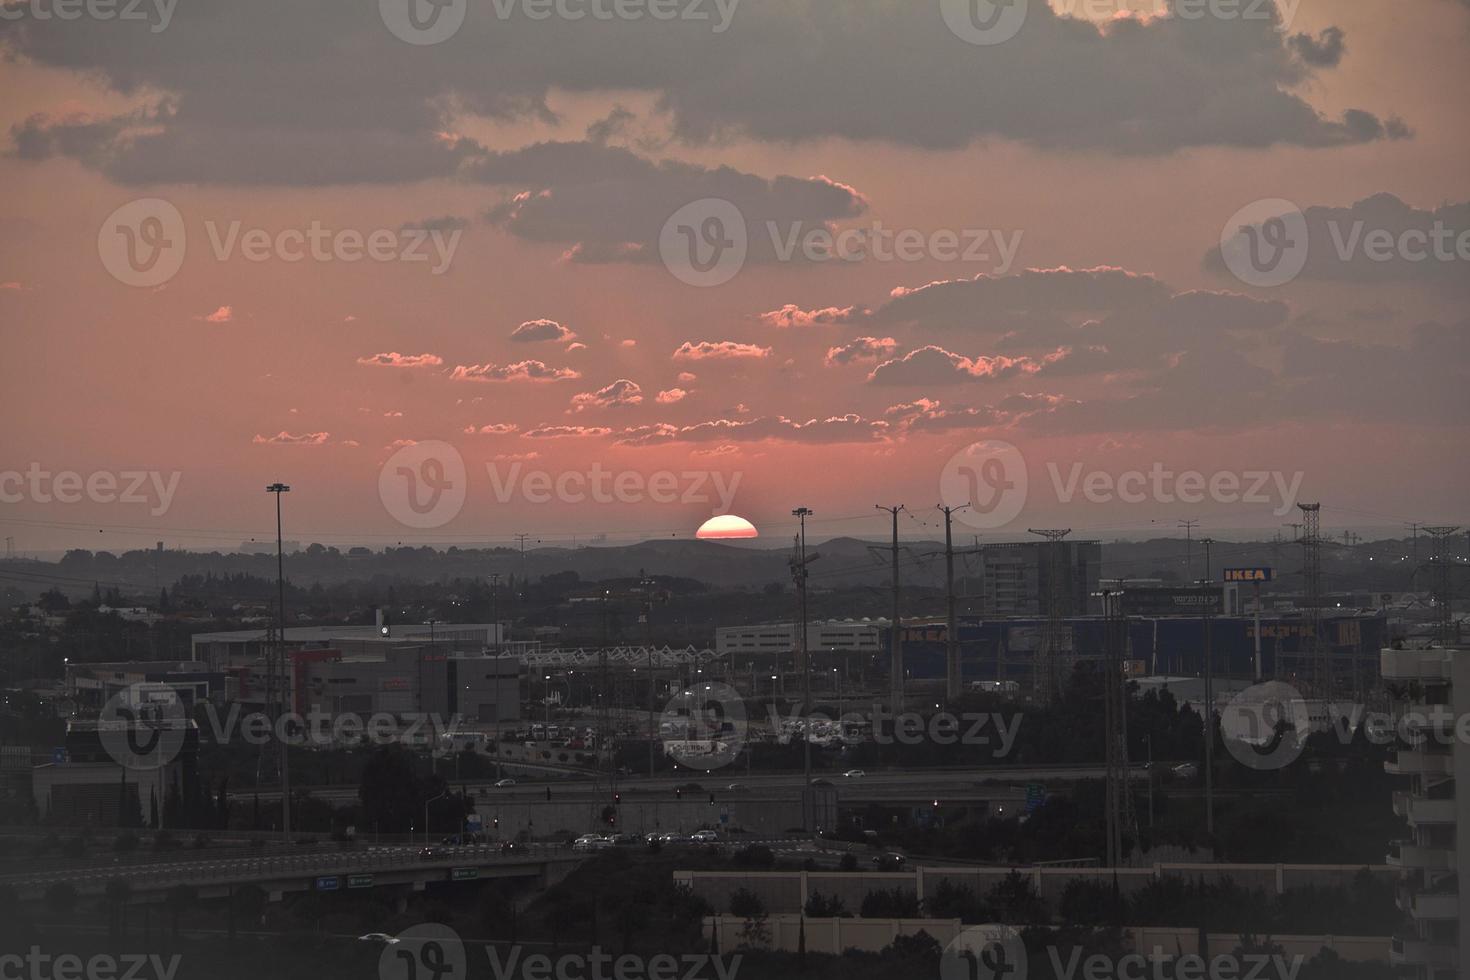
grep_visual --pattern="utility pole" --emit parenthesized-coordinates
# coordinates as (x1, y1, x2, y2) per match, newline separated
(1297, 503, 1326, 695)
(1102, 590, 1134, 866)
(1028, 528, 1072, 703)
(937, 505, 966, 703)
(641, 570, 658, 778)
(1201, 537, 1214, 840)
(790, 508, 816, 833)
(1425, 527, 1461, 646)
(877, 505, 905, 713)
(514, 534, 530, 595)
(265, 482, 292, 838)
(1178, 520, 1199, 585)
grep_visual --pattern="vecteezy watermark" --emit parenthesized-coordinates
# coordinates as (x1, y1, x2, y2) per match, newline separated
(1042, 948, 1307, 980)
(380, 924, 468, 980)
(379, 441, 469, 529)
(942, 924, 1028, 980)
(1221, 197, 1470, 288)
(0, 464, 181, 517)
(98, 198, 461, 286)
(378, 0, 740, 45)
(379, 924, 741, 980)
(379, 441, 743, 530)
(940, 441, 1305, 531)
(940, 440, 1028, 530)
(486, 947, 742, 980)
(939, 0, 1029, 47)
(487, 461, 742, 510)
(658, 198, 1023, 287)
(661, 682, 747, 771)
(97, 686, 478, 769)
(97, 687, 189, 771)
(768, 702, 1023, 757)
(0, 949, 183, 980)
(0, 0, 177, 32)
(1223, 679, 1470, 772)
(941, 0, 1300, 47)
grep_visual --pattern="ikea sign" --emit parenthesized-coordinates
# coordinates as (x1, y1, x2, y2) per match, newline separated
(1223, 567, 1274, 583)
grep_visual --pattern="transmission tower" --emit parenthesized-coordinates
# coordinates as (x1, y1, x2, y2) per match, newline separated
(877, 505, 905, 713)
(1028, 528, 1072, 703)
(1296, 503, 1327, 696)
(1102, 591, 1137, 866)
(1425, 527, 1461, 646)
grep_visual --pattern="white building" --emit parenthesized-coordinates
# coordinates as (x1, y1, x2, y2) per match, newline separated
(1382, 645, 1466, 980)
(715, 619, 887, 658)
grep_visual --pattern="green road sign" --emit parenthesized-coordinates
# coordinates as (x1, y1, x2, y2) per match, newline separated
(451, 867, 479, 881)
(347, 874, 374, 889)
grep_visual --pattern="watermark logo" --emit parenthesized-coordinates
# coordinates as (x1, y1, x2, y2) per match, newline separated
(0, 0, 177, 31)
(661, 681, 746, 771)
(99, 199, 461, 285)
(378, 0, 468, 45)
(0, 465, 181, 517)
(940, 0, 1028, 46)
(1047, 463, 1303, 517)
(98, 684, 188, 770)
(0, 949, 183, 980)
(487, 946, 740, 980)
(660, 198, 747, 287)
(1219, 198, 1309, 288)
(487, 461, 741, 510)
(99, 198, 187, 288)
(941, 440, 1027, 530)
(942, 923, 1027, 980)
(379, 440, 467, 529)
(770, 703, 1023, 756)
(1220, 680, 1310, 771)
(380, 924, 467, 980)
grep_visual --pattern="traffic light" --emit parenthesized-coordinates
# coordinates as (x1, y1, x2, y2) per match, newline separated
(709, 793, 716, 806)
(675, 788, 682, 800)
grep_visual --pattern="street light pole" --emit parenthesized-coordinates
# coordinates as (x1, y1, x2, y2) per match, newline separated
(1201, 537, 1215, 839)
(791, 507, 813, 834)
(265, 482, 292, 838)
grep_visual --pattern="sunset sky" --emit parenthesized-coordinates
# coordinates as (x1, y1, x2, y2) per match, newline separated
(2, 0, 1467, 553)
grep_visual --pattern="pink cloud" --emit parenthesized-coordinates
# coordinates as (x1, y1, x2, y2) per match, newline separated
(570, 379, 644, 411)
(759, 304, 865, 328)
(357, 351, 445, 368)
(673, 341, 772, 361)
(825, 336, 897, 366)
(252, 431, 330, 446)
(198, 305, 234, 323)
(511, 318, 577, 343)
(656, 388, 688, 404)
(524, 424, 614, 439)
(451, 360, 581, 383)
(464, 423, 519, 435)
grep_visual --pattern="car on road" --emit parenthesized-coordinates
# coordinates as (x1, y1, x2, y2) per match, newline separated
(1171, 763, 1200, 779)
(417, 847, 441, 860)
(572, 834, 604, 852)
(843, 769, 866, 778)
(494, 778, 517, 788)
(810, 778, 833, 787)
(725, 783, 748, 792)
(872, 852, 907, 870)
(690, 830, 719, 843)
(357, 933, 400, 944)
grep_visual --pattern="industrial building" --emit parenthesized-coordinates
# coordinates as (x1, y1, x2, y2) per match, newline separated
(32, 715, 199, 827)
(973, 539, 1101, 618)
(1382, 645, 1466, 980)
(715, 619, 887, 658)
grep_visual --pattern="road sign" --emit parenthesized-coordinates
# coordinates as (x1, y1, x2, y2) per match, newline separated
(466, 814, 482, 831)
(315, 876, 340, 891)
(451, 867, 479, 881)
(1024, 783, 1046, 814)
(347, 875, 374, 889)
(1223, 567, 1274, 583)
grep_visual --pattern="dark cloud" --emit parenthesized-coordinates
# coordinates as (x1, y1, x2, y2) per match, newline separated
(3, 0, 1403, 185)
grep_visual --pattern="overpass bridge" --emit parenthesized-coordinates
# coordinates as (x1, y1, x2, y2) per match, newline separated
(0, 841, 585, 901)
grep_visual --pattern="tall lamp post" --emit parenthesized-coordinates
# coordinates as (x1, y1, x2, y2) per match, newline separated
(792, 507, 813, 834)
(265, 482, 292, 837)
